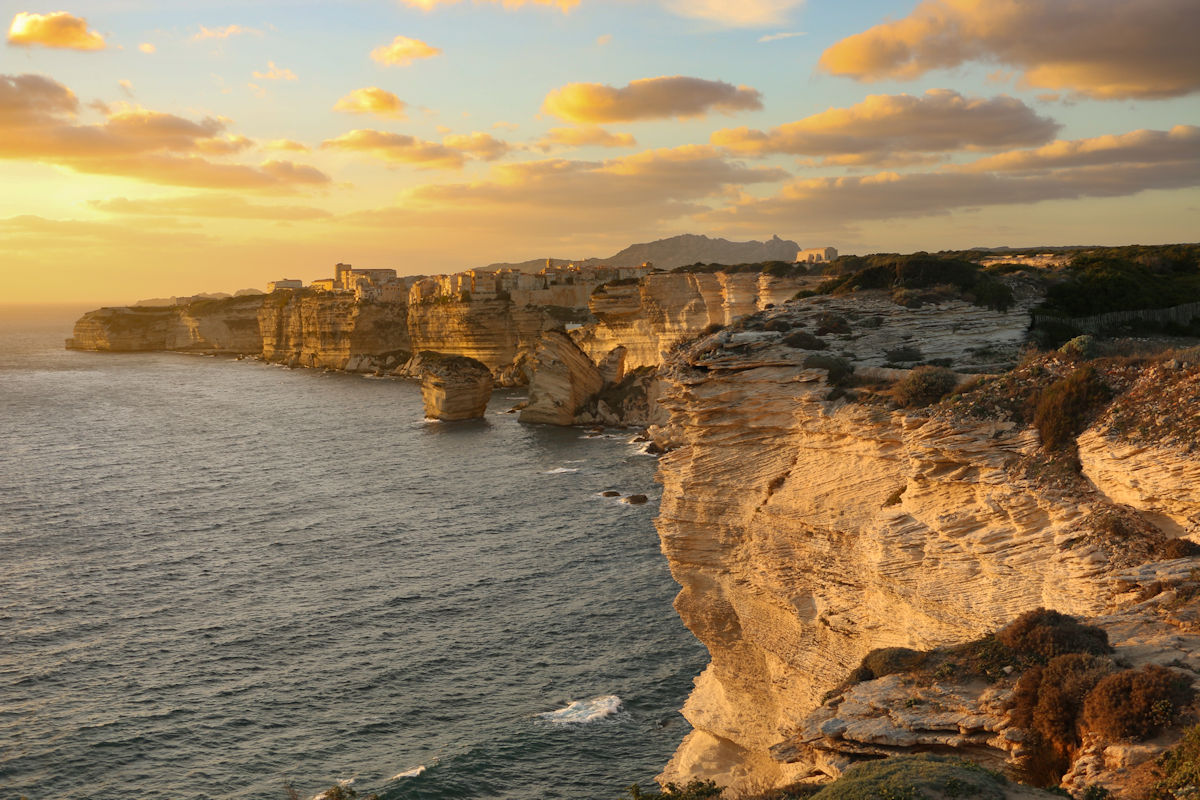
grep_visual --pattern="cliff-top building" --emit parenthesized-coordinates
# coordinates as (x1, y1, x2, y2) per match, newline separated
(796, 247, 838, 264)
(267, 279, 303, 292)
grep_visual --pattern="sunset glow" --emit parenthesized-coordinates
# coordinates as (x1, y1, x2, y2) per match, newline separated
(2, 0, 1197, 304)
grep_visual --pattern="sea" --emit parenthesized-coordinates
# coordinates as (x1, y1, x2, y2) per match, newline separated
(0, 306, 709, 800)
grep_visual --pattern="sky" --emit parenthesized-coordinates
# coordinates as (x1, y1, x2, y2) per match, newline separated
(2, 0, 1198, 304)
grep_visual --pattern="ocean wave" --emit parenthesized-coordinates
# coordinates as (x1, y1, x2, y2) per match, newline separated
(391, 765, 426, 780)
(543, 467, 579, 474)
(539, 695, 622, 724)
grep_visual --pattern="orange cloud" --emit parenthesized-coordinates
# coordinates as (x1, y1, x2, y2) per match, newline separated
(333, 87, 407, 119)
(322, 129, 465, 169)
(371, 36, 442, 67)
(536, 126, 636, 150)
(193, 25, 261, 41)
(712, 89, 1059, 165)
(442, 131, 511, 161)
(543, 76, 762, 123)
(138, 42, 156, 54)
(7, 11, 106, 50)
(820, 0, 1200, 100)
(702, 125, 1200, 230)
(89, 194, 332, 220)
(253, 62, 297, 81)
(401, 0, 578, 10)
(264, 138, 310, 152)
(666, 0, 805, 27)
(0, 73, 330, 190)
(960, 125, 1200, 173)
(342, 145, 787, 235)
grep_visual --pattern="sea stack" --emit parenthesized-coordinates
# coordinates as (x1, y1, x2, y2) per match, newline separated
(418, 351, 494, 421)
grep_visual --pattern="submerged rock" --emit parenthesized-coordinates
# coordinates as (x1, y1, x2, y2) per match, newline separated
(418, 351, 494, 421)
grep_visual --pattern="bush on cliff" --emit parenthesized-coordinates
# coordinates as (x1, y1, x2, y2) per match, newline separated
(1150, 724, 1200, 800)
(1032, 367, 1112, 451)
(893, 366, 957, 408)
(813, 254, 1015, 312)
(807, 755, 1010, 800)
(621, 780, 723, 799)
(1082, 665, 1194, 741)
(995, 608, 1112, 664)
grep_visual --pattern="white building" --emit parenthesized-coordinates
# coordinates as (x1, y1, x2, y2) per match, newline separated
(267, 279, 303, 292)
(796, 247, 838, 264)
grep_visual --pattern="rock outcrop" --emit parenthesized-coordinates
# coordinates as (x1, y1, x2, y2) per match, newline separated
(417, 352, 494, 421)
(67, 295, 266, 353)
(574, 271, 815, 370)
(650, 288, 1200, 796)
(518, 331, 605, 425)
(258, 291, 411, 371)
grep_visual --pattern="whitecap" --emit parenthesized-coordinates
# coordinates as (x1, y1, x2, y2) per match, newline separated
(312, 779, 354, 800)
(391, 765, 426, 780)
(539, 694, 622, 723)
(543, 467, 579, 474)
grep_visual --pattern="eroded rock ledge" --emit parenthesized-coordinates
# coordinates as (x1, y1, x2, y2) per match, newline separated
(651, 289, 1200, 797)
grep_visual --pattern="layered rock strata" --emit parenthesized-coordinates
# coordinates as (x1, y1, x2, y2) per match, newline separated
(417, 352, 494, 421)
(651, 289, 1199, 794)
(518, 331, 605, 425)
(574, 271, 815, 369)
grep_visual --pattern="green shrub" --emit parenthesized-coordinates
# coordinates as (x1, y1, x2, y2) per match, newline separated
(1150, 724, 1200, 800)
(855, 647, 927, 681)
(1081, 665, 1193, 741)
(1058, 335, 1096, 360)
(885, 346, 924, 363)
(814, 313, 851, 335)
(808, 755, 1009, 800)
(803, 355, 854, 385)
(764, 319, 792, 332)
(1033, 367, 1112, 451)
(782, 331, 827, 351)
(893, 366, 957, 408)
(622, 780, 724, 799)
(994, 608, 1112, 664)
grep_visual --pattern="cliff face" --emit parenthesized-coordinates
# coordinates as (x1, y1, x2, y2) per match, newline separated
(651, 291, 1199, 794)
(575, 271, 812, 369)
(68, 296, 265, 353)
(257, 292, 410, 371)
(407, 299, 560, 376)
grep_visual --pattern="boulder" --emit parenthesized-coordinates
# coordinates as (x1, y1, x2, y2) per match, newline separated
(418, 351, 494, 421)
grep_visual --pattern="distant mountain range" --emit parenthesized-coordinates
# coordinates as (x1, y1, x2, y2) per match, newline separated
(482, 233, 802, 272)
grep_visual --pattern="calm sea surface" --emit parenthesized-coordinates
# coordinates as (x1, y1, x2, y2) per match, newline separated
(0, 306, 707, 800)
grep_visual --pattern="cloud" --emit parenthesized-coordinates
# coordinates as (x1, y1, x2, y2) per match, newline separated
(701, 125, 1200, 230)
(264, 139, 310, 152)
(536, 126, 636, 150)
(819, 0, 1200, 100)
(253, 62, 297, 81)
(193, 25, 261, 41)
(89, 194, 332, 220)
(371, 35, 442, 67)
(400, 0, 578, 10)
(0, 214, 211, 248)
(758, 31, 805, 42)
(0, 73, 330, 190)
(960, 125, 1200, 173)
(139, 42, 156, 54)
(596, 34, 612, 46)
(7, 11, 106, 50)
(666, 0, 805, 27)
(712, 89, 1059, 165)
(322, 129, 466, 169)
(342, 145, 787, 234)
(442, 131, 511, 161)
(334, 87, 407, 119)
(543, 75, 763, 123)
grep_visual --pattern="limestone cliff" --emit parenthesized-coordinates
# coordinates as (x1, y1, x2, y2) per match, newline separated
(258, 291, 411, 371)
(650, 290, 1200, 796)
(575, 270, 814, 369)
(518, 331, 605, 426)
(67, 295, 265, 353)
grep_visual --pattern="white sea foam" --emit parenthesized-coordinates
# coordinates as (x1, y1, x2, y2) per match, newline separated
(312, 779, 354, 800)
(539, 695, 622, 723)
(391, 765, 426, 780)
(544, 467, 579, 474)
